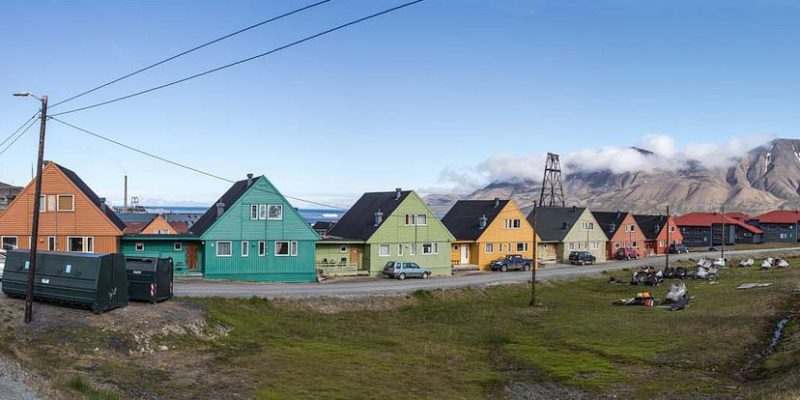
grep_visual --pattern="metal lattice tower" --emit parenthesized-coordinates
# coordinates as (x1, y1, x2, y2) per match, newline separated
(539, 152, 566, 207)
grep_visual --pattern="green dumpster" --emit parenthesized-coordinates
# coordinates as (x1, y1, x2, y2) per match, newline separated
(125, 257, 174, 303)
(1, 250, 128, 314)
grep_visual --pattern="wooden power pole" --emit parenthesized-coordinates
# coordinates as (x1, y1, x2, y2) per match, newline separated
(24, 95, 47, 324)
(530, 201, 538, 307)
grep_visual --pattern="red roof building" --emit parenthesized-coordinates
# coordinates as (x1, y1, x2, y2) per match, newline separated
(675, 212, 763, 247)
(752, 210, 800, 243)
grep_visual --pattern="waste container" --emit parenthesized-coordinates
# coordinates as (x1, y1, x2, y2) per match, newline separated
(125, 257, 173, 303)
(1, 250, 128, 314)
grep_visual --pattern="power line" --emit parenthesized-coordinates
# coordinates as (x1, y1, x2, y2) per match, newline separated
(0, 115, 40, 159)
(50, 0, 334, 109)
(0, 112, 40, 150)
(50, 0, 427, 117)
(49, 117, 347, 210)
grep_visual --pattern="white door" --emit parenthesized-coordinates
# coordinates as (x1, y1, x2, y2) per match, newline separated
(460, 245, 469, 264)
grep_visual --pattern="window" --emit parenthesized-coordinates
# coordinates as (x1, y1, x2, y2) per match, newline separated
(216, 241, 232, 257)
(47, 195, 57, 212)
(68, 237, 84, 252)
(503, 219, 510, 229)
(485, 243, 494, 253)
(568, 242, 575, 250)
(513, 219, 521, 228)
(670, 226, 676, 232)
(48, 236, 56, 251)
(340, 245, 348, 253)
(632, 241, 638, 248)
(267, 205, 283, 220)
(433, 243, 439, 254)
(259, 204, 268, 220)
(291, 241, 298, 256)
(410, 243, 416, 255)
(174, 242, 183, 251)
(57, 194, 75, 211)
(135, 242, 144, 251)
(258, 241, 266, 256)
(86, 237, 94, 253)
(241, 241, 249, 257)
(398, 244, 404, 256)
(378, 244, 390, 257)
(275, 241, 290, 256)
(590, 241, 599, 250)
(250, 205, 259, 220)
(498, 243, 503, 252)
(39, 195, 45, 212)
(582, 222, 594, 231)
(416, 214, 427, 225)
(422, 243, 433, 254)
(1, 236, 18, 251)
(517, 243, 528, 252)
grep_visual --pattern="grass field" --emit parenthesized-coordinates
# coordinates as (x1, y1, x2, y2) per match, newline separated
(3, 258, 800, 399)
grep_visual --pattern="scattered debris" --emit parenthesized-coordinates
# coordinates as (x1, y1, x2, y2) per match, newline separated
(736, 283, 773, 290)
(760, 257, 790, 270)
(739, 258, 755, 267)
(613, 292, 655, 307)
(661, 283, 690, 311)
(630, 266, 663, 287)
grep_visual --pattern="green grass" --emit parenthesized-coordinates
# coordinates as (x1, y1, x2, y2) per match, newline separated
(61, 376, 123, 400)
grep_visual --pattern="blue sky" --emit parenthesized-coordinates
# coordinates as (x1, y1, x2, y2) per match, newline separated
(1, 0, 799, 208)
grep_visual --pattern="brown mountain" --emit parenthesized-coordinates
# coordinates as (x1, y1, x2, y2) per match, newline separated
(427, 138, 800, 215)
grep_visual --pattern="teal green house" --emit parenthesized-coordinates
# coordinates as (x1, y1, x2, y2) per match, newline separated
(121, 174, 319, 282)
(319, 188, 455, 277)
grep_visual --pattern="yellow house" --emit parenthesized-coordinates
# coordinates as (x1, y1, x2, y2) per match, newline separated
(141, 214, 178, 234)
(442, 199, 538, 270)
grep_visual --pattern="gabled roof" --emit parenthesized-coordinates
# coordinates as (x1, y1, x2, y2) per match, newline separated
(441, 199, 511, 241)
(54, 163, 126, 231)
(189, 178, 253, 236)
(312, 221, 336, 231)
(675, 212, 763, 234)
(165, 213, 203, 227)
(754, 210, 800, 224)
(725, 212, 751, 222)
(527, 206, 586, 242)
(591, 211, 629, 239)
(327, 190, 412, 241)
(633, 214, 670, 240)
(168, 221, 190, 234)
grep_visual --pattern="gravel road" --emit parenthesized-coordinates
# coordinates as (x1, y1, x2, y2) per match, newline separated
(175, 247, 800, 299)
(0, 355, 44, 400)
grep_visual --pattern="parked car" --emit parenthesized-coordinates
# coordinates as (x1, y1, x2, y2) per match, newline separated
(490, 254, 533, 272)
(568, 251, 596, 265)
(382, 261, 431, 280)
(0, 252, 4, 281)
(616, 248, 640, 260)
(669, 243, 689, 254)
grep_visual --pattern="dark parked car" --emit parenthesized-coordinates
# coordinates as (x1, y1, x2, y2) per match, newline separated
(669, 243, 689, 254)
(490, 254, 534, 272)
(568, 251, 596, 265)
(616, 248, 640, 260)
(382, 261, 431, 280)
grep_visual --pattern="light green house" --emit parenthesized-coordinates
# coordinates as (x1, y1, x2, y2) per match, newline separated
(319, 189, 455, 277)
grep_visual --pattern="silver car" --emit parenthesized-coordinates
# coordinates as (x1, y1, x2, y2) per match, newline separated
(382, 261, 431, 280)
(0, 252, 5, 281)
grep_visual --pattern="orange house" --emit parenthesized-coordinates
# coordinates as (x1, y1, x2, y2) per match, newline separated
(634, 214, 684, 255)
(0, 162, 125, 253)
(442, 199, 538, 270)
(592, 211, 647, 259)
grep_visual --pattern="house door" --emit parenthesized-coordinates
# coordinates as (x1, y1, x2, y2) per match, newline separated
(350, 246, 360, 269)
(185, 242, 198, 271)
(460, 245, 469, 264)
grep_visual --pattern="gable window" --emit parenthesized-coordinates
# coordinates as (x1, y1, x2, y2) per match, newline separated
(268, 205, 283, 220)
(216, 241, 232, 257)
(275, 241, 290, 256)
(259, 204, 268, 220)
(416, 214, 427, 225)
(68, 237, 84, 252)
(48, 236, 56, 251)
(258, 241, 267, 256)
(582, 222, 594, 231)
(513, 219, 521, 228)
(485, 243, 494, 253)
(57, 194, 75, 212)
(340, 245, 348, 253)
(422, 243, 433, 254)
(398, 244, 404, 256)
(241, 241, 249, 257)
(135, 242, 144, 251)
(39, 196, 46, 212)
(378, 244, 390, 257)
(1, 236, 18, 251)
(47, 195, 57, 212)
(503, 219, 510, 229)
(250, 205, 259, 220)
(174, 242, 183, 251)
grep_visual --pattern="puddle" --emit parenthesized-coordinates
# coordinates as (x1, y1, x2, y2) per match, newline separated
(768, 318, 789, 351)
(737, 314, 794, 381)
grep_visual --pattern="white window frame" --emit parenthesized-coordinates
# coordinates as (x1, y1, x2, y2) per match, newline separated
(485, 243, 494, 253)
(275, 241, 291, 257)
(258, 204, 268, 220)
(241, 241, 249, 257)
(378, 244, 390, 257)
(39, 195, 46, 212)
(135, 242, 144, 252)
(339, 245, 348, 253)
(422, 243, 433, 255)
(569, 242, 575, 250)
(258, 241, 267, 256)
(1, 236, 18, 251)
(86, 237, 94, 253)
(67, 236, 85, 252)
(47, 236, 56, 251)
(57, 194, 75, 212)
(216, 241, 232, 257)
(416, 214, 427, 226)
(174, 242, 183, 251)
(290, 241, 298, 256)
(267, 204, 283, 220)
(47, 194, 57, 212)
(250, 205, 259, 220)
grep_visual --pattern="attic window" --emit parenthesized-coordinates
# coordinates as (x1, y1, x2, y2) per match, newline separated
(57, 194, 74, 212)
(268, 205, 283, 220)
(250, 205, 258, 220)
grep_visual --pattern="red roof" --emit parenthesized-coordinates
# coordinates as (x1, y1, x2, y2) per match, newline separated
(675, 212, 763, 234)
(168, 221, 190, 234)
(123, 222, 148, 235)
(755, 210, 800, 224)
(724, 212, 751, 221)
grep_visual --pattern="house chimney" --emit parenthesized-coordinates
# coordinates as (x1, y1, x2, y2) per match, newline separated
(654, 224, 660, 234)
(562, 222, 569, 230)
(123, 175, 128, 213)
(395, 188, 402, 200)
(479, 214, 488, 229)
(494, 198, 500, 208)
(99, 197, 107, 212)
(216, 202, 225, 219)
(616, 211, 621, 218)
(572, 205, 577, 213)
(610, 222, 616, 232)
(247, 173, 254, 187)
(374, 209, 384, 226)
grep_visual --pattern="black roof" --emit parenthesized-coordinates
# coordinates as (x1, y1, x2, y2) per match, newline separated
(116, 213, 158, 224)
(527, 206, 585, 242)
(591, 211, 629, 238)
(441, 200, 510, 241)
(327, 190, 411, 241)
(165, 213, 203, 227)
(55, 163, 126, 231)
(633, 214, 669, 240)
(312, 221, 335, 230)
(189, 178, 254, 235)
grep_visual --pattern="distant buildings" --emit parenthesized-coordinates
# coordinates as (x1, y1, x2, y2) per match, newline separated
(674, 212, 763, 247)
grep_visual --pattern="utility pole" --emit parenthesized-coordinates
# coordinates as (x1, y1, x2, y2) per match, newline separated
(721, 205, 725, 262)
(530, 200, 538, 307)
(665, 205, 670, 270)
(13, 93, 47, 324)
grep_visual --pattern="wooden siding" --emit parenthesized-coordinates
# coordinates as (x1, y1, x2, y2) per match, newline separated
(473, 202, 536, 270)
(366, 191, 454, 276)
(141, 215, 177, 234)
(202, 240, 317, 282)
(605, 213, 648, 259)
(0, 163, 122, 252)
(316, 242, 364, 269)
(121, 239, 194, 272)
(559, 209, 608, 262)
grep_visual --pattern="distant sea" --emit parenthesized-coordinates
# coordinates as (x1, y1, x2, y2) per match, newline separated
(143, 206, 345, 224)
